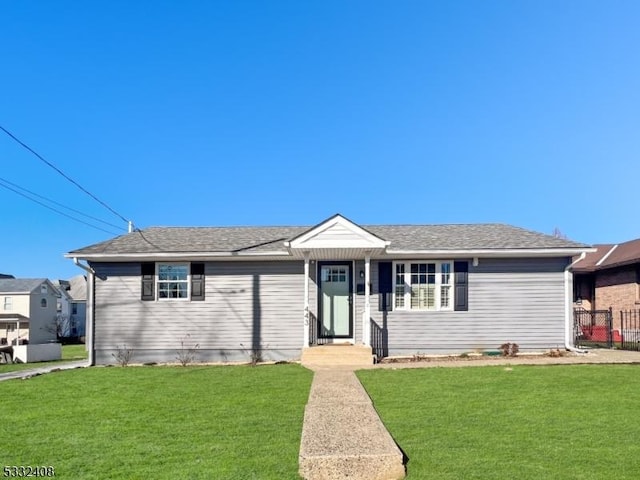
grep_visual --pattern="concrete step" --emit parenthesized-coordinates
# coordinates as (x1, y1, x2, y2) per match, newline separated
(299, 370, 405, 480)
(301, 345, 374, 368)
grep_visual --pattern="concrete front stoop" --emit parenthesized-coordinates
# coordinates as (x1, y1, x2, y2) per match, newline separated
(299, 369, 406, 480)
(301, 344, 375, 368)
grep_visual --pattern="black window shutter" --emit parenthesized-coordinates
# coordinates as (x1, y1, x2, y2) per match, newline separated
(378, 262, 393, 311)
(191, 263, 205, 301)
(454, 261, 469, 311)
(141, 262, 155, 301)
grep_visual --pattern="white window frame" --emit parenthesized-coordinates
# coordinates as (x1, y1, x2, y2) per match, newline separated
(392, 260, 454, 311)
(156, 263, 190, 301)
(3, 296, 12, 311)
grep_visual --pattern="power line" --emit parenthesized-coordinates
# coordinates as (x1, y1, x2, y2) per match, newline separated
(0, 176, 126, 231)
(0, 180, 122, 236)
(0, 124, 131, 226)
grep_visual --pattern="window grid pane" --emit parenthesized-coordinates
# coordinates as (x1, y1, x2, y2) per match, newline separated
(441, 285, 451, 308)
(396, 261, 454, 311)
(158, 264, 189, 299)
(395, 264, 405, 308)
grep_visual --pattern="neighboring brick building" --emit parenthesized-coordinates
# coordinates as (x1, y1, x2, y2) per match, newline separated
(573, 238, 640, 329)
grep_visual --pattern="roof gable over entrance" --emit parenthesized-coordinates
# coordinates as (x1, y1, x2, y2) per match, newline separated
(285, 214, 388, 259)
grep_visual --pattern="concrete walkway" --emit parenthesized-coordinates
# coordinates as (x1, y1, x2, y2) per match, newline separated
(0, 360, 89, 382)
(299, 366, 406, 480)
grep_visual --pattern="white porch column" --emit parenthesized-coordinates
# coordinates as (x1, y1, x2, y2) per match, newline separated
(303, 252, 310, 347)
(363, 253, 371, 346)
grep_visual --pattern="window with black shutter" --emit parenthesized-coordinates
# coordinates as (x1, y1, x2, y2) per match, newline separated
(378, 262, 392, 311)
(191, 263, 205, 301)
(141, 262, 155, 301)
(453, 261, 469, 311)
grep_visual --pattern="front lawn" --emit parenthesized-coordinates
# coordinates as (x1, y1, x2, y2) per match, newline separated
(61, 344, 88, 360)
(0, 364, 313, 479)
(358, 365, 640, 479)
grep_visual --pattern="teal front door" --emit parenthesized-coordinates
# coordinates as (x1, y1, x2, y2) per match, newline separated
(318, 262, 353, 338)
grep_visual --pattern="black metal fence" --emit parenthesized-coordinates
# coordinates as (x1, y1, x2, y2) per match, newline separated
(621, 310, 640, 351)
(573, 308, 613, 348)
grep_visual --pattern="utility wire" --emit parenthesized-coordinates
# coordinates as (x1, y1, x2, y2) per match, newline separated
(0, 124, 131, 226)
(0, 176, 126, 231)
(0, 180, 122, 236)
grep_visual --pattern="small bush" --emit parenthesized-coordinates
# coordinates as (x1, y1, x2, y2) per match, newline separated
(240, 343, 269, 366)
(547, 348, 567, 357)
(176, 334, 200, 366)
(499, 343, 519, 357)
(112, 345, 134, 366)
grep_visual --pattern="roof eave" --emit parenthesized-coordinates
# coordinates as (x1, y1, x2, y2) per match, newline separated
(68, 246, 595, 262)
(385, 247, 594, 258)
(65, 251, 294, 262)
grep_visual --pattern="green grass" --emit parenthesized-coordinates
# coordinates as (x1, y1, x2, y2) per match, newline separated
(0, 364, 313, 479)
(358, 365, 640, 479)
(0, 344, 88, 373)
(61, 343, 88, 360)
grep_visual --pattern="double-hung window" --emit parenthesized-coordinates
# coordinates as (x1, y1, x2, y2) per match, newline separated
(3, 297, 12, 311)
(158, 263, 189, 299)
(393, 261, 453, 311)
(142, 262, 205, 301)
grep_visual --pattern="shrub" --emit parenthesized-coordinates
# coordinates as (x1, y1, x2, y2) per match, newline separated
(240, 343, 269, 366)
(112, 345, 134, 366)
(499, 343, 519, 357)
(176, 334, 200, 366)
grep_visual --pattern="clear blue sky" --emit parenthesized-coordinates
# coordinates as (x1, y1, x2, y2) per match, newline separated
(2, 0, 639, 280)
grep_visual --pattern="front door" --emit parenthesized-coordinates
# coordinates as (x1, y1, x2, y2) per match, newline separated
(318, 262, 353, 339)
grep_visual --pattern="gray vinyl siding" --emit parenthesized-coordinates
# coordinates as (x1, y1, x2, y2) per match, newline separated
(370, 257, 570, 354)
(91, 261, 304, 364)
(91, 256, 571, 363)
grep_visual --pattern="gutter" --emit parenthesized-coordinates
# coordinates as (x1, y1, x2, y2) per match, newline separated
(565, 252, 588, 354)
(385, 247, 596, 257)
(72, 258, 96, 366)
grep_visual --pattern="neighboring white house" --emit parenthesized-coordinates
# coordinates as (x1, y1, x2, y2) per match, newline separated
(0, 278, 59, 346)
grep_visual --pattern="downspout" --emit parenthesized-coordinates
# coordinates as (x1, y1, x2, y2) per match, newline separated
(73, 258, 96, 366)
(565, 252, 587, 353)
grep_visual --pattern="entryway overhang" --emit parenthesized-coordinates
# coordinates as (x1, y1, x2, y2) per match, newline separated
(284, 213, 390, 259)
(285, 214, 389, 349)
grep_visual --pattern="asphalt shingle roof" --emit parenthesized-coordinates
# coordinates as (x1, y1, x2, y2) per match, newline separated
(573, 238, 640, 272)
(0, 278, 47, 294)
(68, 223, 588, 257)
